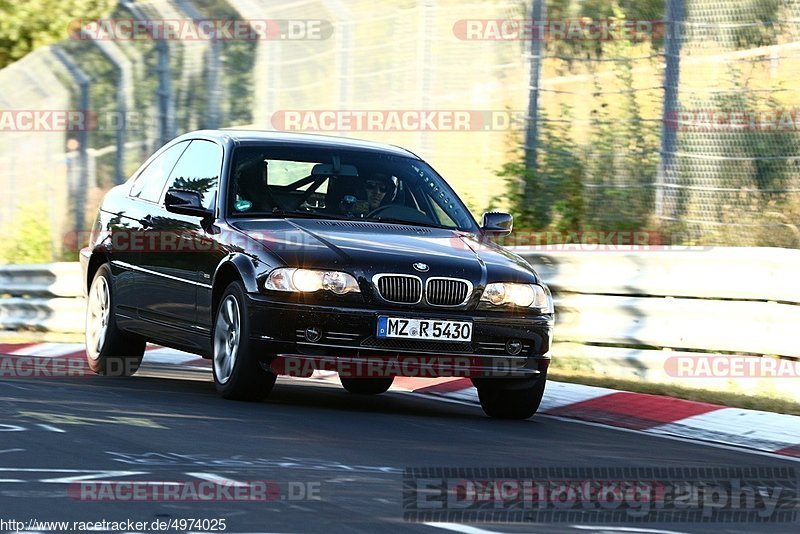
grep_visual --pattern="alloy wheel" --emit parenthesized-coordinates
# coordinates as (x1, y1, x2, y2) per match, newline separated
(213, 295, 241, 384)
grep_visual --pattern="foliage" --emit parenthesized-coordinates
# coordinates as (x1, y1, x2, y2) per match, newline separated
(0, 0, 116, 68)
(498, 109, 585, 232)
(0, 204, 54, 264)
(685, 0, 785, 49)
(192, 0, 257, 127)
(499, 3, 659, 235)
(172, 176, 217, 194)
(544, 0, 665, 59)
(675, 69, 800, 245)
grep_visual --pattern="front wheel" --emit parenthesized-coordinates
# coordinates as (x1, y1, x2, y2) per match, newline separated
(340, 376, 394, 395)
(212, 281, 276, 401)
(475, 374, 547, 419)
(85, 264, 145, 376)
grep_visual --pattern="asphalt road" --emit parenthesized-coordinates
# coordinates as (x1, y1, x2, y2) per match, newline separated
(0, 361, 797, 534)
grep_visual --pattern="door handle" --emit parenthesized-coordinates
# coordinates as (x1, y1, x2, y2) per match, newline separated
(139, 215, 154, 228)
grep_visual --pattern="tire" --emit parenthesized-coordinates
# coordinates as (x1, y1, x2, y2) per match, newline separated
(212, 281, 276, 401)
(476, 373, 547, 420)
(340, 376, 394, 395)
(85, 263, 146, 376)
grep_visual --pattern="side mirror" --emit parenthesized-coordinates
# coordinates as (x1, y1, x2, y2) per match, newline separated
(481, 212, 513, 236)
(165, 189, 212, 218)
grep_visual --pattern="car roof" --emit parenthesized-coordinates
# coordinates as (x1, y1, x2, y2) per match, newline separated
(178, 129, 420, 159)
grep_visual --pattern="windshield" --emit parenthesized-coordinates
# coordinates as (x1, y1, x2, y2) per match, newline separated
(227, 145, 479, 231)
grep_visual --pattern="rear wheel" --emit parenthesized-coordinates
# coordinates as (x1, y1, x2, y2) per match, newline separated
(85, 264, 145, 376)
(475, 373, 547, 419)
(340, 376, 394, 395)
(213, 281, 276, 401)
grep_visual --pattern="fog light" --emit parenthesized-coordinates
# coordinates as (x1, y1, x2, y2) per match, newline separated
(505, 338, 523, 356)
(305, 327, 322, 343)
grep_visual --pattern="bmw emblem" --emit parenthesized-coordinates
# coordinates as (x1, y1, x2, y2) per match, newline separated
(413, 262, 429, 272)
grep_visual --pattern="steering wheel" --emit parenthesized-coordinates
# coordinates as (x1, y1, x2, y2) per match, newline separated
(365, 204, 436, 226)
(365, 204, 394, 218)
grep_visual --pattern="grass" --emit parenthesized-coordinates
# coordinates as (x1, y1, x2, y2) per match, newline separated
(548, 370, 800, 416)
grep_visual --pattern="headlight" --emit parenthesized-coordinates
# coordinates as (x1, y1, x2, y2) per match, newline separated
(481, 282, 553, 312)
(264, 268, 360, 295)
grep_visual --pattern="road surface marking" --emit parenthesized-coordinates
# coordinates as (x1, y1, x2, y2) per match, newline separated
(185, 472, 250, 486)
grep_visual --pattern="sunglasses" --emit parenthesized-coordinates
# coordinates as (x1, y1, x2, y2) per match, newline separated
(365, 180, 388, 193)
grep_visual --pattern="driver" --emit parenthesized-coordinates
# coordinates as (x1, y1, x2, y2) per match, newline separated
(234, 160, 270, 212)
(364, 173, 395, 212)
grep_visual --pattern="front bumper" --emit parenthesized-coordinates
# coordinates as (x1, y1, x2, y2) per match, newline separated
(79, 247, 92, 296)
(246, 294, 553, 379)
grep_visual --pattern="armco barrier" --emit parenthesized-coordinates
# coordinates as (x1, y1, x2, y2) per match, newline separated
(520, 246, 800, 304)
(0, 262, 83, 298)
(1, 249, 798, 401)
(0, 262, 84, 332)
(516, 246, 800, 402)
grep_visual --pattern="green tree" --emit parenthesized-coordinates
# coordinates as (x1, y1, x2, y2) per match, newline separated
(497, 107, 585, 232)
(0, 0, 116, 69)
(0, 204, 54, 264)
(500, 3, 659, 235)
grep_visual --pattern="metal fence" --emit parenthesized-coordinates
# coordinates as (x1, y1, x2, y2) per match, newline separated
(526, 0, 800, 247)
(0, 0, 529, 262)
(0, 51, 72, 258)
(1, 0, 800, 262)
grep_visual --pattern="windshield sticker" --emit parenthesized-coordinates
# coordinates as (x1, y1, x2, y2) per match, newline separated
(234, 199, 253, 212)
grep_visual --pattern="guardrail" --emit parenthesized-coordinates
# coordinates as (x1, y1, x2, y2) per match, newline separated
(0, 263, 84, 332)
(1, 248, 798, 401)
(518, 246, 800, 402)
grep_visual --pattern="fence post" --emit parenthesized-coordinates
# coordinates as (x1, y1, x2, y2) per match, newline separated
(417, 0, 434, 155)
(122, 0, 175, 148)
(524, 0, 545, 210)
(79, 31, 133, 185)
(207, 38, 222, 129)
(175, 0, 221, 129)
(49, 47, 91, 233)
(655, 0, 684, 220)
(322, 0, 353, 114)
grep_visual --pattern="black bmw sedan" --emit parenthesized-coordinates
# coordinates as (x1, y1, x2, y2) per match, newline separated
(80, 130, 554, 419)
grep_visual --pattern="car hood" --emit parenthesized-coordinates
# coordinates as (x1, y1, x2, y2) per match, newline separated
(230, 218, 539, 284)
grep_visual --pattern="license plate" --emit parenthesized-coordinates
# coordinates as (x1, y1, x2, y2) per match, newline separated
(377, 316, 472, 341)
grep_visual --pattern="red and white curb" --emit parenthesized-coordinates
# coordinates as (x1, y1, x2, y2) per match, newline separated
(3, 343, 799, 458)
(400, 377, 800, 459)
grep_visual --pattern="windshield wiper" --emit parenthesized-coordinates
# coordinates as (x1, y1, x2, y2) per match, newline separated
(269, 209, 352, 221)
(365, 217, 457, 230)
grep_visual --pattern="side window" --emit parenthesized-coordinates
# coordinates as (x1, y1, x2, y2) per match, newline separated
(166, 140, 222, 210)
(431, 200, 457, 227)
(130, 141, 189, 202)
